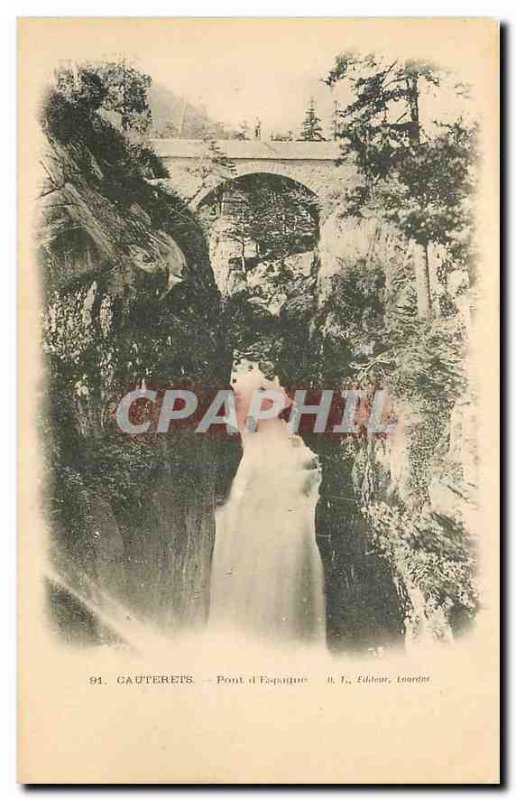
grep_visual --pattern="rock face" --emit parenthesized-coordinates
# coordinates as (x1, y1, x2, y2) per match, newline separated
(41, 88, 241, 643)
(306, 439, 406, 651)
(307, 213, 478, 648)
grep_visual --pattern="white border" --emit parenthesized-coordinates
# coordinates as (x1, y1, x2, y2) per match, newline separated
(2, 3, 509, 797)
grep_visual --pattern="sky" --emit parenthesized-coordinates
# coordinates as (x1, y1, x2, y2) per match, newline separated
(137, 33, 347, 137)
(31, 18, 481, 139)
(126, 20, 476, 138)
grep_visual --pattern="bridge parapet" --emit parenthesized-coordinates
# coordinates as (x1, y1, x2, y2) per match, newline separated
(151, 139, 341, 162)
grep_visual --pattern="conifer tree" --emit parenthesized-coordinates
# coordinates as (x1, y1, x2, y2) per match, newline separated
(300, 99, 325, 141)
(325, 53, 475, 317)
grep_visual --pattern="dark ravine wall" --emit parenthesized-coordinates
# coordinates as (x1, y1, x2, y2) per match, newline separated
(41, 87, 241, 643)
(305, 216, 477, 651)
(308, 440, 406, 652)
(274, 262, 407, 652)
(237, 205, 477, 652)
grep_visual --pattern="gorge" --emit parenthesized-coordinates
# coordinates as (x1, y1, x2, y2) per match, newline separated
(40, 62, 478, 655)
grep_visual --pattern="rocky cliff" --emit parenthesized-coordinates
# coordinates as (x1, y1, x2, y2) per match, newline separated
(40, 86, 241, 643)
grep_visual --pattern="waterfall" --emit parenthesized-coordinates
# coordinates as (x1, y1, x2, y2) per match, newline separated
(209, 364, 326, 645)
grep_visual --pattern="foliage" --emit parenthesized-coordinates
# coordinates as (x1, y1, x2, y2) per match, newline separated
(299, 99, 325, 141)
(235, 120, 251, 140)
(188, 140, 237, 203)
(55, 60, 152, 133)
(271, 130, 294, 142)
(202, 173, 319, 262)
(311, 205, 474, 637)
(325, 53, 477, 255)
(365, 500, 478, 632)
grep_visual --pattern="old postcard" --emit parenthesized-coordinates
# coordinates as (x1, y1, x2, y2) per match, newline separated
(17, 17, 499, 784)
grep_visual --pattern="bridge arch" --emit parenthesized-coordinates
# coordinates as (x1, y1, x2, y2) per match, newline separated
(191, 162, 319, 209)
(195, 171, 320, 294)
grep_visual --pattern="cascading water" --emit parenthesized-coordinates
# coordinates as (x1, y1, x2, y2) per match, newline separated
(209, 364, 326, 645)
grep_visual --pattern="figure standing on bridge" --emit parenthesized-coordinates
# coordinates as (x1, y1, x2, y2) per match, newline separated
(254, 118, 262, 141)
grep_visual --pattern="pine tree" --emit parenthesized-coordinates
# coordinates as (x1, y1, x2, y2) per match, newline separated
(331, 100, 342, 140)
(300, 99, 325, 141)
(325, 54, 475, 317)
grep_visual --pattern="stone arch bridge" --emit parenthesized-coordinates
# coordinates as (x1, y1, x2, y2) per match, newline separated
(151, 139, 351, 209)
